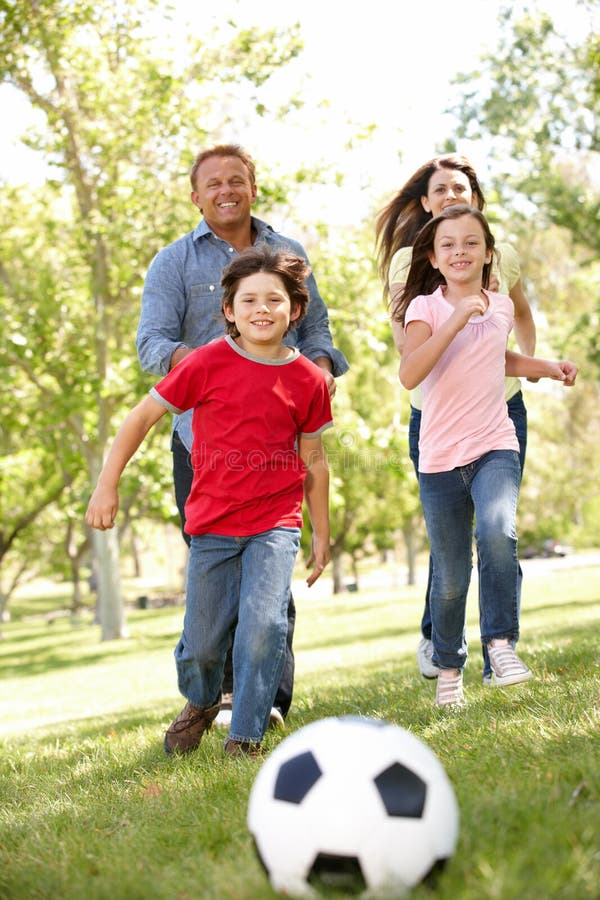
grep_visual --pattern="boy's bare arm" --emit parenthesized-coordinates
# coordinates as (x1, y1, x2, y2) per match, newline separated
(298, 435, 330, 587)
(86, 395, 167, 531)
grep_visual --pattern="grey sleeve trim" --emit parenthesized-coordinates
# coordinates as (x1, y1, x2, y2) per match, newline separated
(299, 420, 334, 439)
(149, 386, 184, 415)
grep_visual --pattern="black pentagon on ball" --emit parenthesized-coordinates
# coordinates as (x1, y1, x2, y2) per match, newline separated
(374, 762, 427, 818)
(274, 750, 323, 804)
(307, 852, 367, 894)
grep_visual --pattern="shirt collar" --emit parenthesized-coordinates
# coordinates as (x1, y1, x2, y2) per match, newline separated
(192, 215, 274, 243)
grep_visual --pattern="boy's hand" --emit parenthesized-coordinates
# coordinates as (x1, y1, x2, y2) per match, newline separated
(85, 485, 119, 530)
(306, 533, 330, 587)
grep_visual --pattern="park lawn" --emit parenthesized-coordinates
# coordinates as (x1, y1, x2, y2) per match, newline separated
(0, 558, 598, 900)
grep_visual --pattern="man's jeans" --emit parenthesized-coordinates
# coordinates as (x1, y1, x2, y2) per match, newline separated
(174, 528, 301, 743)
(419, 450, 521, 671)
(172, 429, 296, 715)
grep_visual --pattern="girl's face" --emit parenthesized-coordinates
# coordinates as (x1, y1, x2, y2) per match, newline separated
(224, 271, 299, 351)
(429, 215, 492, 285)
(421, 168, 474, 217)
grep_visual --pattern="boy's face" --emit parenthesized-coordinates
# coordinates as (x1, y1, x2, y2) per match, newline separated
(224, 272, 300, 353)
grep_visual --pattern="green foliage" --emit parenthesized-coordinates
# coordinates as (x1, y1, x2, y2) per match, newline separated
(452, 2, 600, 381)
(454, 5, 598, 157)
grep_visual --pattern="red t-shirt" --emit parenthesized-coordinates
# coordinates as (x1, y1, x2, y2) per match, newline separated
(150, 336, 333, 536)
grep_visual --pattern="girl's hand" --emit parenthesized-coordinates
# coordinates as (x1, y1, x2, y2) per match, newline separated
(85, 485, 119, 530)
(452, 293, 488, 329)
(306, 533, 330, 587)
(554, 360, 578, 386)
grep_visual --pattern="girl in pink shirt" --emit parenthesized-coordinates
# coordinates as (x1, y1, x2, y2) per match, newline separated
(396, 205, 577, 707)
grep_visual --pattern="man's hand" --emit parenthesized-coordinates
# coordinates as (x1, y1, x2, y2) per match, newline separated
(169, 346, 193, 370)
(313, 356, 336, 398)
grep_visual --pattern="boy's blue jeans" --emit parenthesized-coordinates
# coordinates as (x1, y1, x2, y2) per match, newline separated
(173, 527, 301, 743)
(418, 450, 521, 671)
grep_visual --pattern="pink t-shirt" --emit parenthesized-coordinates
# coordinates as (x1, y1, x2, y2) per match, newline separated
(404, 287, 519, 473)
(151, 336, 333, 535)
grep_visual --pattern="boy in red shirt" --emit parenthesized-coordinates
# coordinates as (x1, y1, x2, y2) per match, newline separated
(86, 246, 332, 756)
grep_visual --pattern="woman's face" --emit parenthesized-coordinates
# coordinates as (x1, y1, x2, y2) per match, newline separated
(421, 168, 474, 217)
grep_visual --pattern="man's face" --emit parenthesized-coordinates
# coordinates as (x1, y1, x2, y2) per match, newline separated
(191, 155, 257, 233)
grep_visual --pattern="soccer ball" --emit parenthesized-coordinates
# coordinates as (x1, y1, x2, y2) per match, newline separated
(247, 716, 458, 897)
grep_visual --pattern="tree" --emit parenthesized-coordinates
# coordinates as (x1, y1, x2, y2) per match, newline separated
(451, 0, 600, 544)
(453, 1, 600, 369)
(0, 0, 304, 636)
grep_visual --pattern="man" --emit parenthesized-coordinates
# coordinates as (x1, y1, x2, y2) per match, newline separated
(136, 144, 348, 727)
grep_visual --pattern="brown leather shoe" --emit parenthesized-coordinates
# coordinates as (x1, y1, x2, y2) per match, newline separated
(164, 700, 221, 755)
(223, 739, 262, 758)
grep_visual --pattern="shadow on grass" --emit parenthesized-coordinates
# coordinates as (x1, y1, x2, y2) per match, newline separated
(2, 625, 594, 765)
(296, 620, 419, 653)
(2, 590, 598, 685)
(0, 613, 181, 680)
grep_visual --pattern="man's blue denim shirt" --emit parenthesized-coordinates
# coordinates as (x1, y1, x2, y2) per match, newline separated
(136, 216, 349, 451)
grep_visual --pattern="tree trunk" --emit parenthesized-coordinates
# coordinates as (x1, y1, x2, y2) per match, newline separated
(71, 570, 83, 615)
(402, 524, 417, 586)
(351, 554, 360, 590)
(331, 547, 345, 594)
(130, 528, 142, 578)
(92, 527, 128, 640)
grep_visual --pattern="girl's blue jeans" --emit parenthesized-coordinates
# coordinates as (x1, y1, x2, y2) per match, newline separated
(411, 392, 527, 676)
(418, 450, 522, 671)
(173, 527, 301, 743)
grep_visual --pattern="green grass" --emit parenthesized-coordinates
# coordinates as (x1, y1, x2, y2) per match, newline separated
(1, 558, 599, 899)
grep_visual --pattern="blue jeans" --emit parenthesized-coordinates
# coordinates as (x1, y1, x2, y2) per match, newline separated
(171, 429, 296, 715)
(410, 392, 527, 675)
(419, 450, 521, 671)
(174, 527, 301, 743)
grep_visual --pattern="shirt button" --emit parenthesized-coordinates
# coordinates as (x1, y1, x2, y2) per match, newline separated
(228, 246, 234, 253)
(209, 284, 215, 292)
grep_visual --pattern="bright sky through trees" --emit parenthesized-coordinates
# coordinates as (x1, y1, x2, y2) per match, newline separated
(0, 0, 595, 224)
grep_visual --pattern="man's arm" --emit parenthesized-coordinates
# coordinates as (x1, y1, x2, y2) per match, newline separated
(295, 267, 349, 376)
(273, 234, 348, 378)
(136, 248, 190, 376)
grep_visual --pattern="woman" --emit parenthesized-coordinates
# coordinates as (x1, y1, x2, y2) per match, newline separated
(375, 155, 536, 683)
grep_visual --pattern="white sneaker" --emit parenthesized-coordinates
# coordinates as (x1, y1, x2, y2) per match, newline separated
(435, 670, 465, 707)
(215, 695, 285, 730)
(488, 642, 533, 686)
(417, 637, 440, 679)
(214, 692, 233, 728)
(268, 707, 285, 729)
